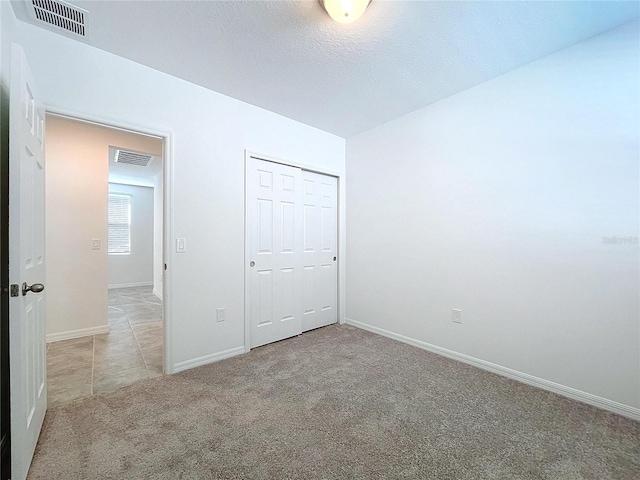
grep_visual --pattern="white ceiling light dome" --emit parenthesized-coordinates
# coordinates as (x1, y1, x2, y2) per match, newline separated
(322, 0, 371, 24)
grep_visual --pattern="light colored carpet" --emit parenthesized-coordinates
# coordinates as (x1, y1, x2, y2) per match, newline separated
(28, 324, 639, 479)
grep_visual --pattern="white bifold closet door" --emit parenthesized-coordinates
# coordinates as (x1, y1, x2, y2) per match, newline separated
(247, 158, 337, 349)
(300, 170, 338, 332)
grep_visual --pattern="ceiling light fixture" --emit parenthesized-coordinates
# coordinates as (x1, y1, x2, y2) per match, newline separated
(321, 0, 371, 24)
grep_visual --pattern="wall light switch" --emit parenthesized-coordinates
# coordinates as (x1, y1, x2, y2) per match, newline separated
(452, 309, 462, 324)
(176, 238, 187, 253)
(216, 307, 226, 322)
(92, 239, 101, 250)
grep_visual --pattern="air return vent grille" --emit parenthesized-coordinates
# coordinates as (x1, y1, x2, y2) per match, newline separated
(31, 0, 86, 36)
(115, 150, 154, 167)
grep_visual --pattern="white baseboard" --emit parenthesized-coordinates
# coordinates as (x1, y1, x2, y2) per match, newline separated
(47, 325, 110, 343)
(344, 318, 640, 422)
(108, 282, 153, 289)
(152, 288, 162, 301)
(173, 346, 246, 373)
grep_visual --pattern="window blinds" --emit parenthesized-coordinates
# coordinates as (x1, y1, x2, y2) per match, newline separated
(108, 193, 131, 254)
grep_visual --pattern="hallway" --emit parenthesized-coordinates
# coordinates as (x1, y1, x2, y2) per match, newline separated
(46, 286, 163, 406)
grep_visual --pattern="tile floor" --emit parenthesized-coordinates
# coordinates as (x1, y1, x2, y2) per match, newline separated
(46, 286, 163, 406)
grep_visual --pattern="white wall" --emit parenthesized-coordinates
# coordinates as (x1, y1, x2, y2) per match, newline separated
(45, 115, 162, 339)
(108, 183, 154, 288)
(346, 22, 639, 414)
(152, 171, 163, 299)
(14, 22, 345, 369)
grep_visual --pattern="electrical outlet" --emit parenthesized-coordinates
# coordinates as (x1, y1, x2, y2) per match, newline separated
(216, 307, 226, 322)
(91, 239, 100, 250)
(452, 309, 462, 324)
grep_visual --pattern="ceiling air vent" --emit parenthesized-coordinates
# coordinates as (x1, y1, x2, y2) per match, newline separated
(115, 150, 154, 167)
(30, 0, 87, 37)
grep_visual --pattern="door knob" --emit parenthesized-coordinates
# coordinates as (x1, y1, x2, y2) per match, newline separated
(22, 282, 44, 296)
(250, 261, 255, 267)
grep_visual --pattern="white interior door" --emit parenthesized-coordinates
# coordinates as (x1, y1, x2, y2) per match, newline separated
(9, 43, 47, 480)
(247, 158, 303, 348)
(247, 157, 338, 348)
(301, 170, 338, 332)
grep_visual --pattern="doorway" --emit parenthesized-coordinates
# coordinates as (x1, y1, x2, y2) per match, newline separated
(245, 154, 339, 349)
(44, 114, 166, 405)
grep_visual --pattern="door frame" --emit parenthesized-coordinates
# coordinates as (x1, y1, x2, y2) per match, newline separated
(243, 150, 346, 351)
(0, 44, 11, 480)
(43, 106, 176, 374)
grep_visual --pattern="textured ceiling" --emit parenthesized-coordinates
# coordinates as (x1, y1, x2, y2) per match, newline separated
(11, 1, 640, 137)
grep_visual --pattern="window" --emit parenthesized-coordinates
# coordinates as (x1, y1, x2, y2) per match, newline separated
(108, 193, 131, 254)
